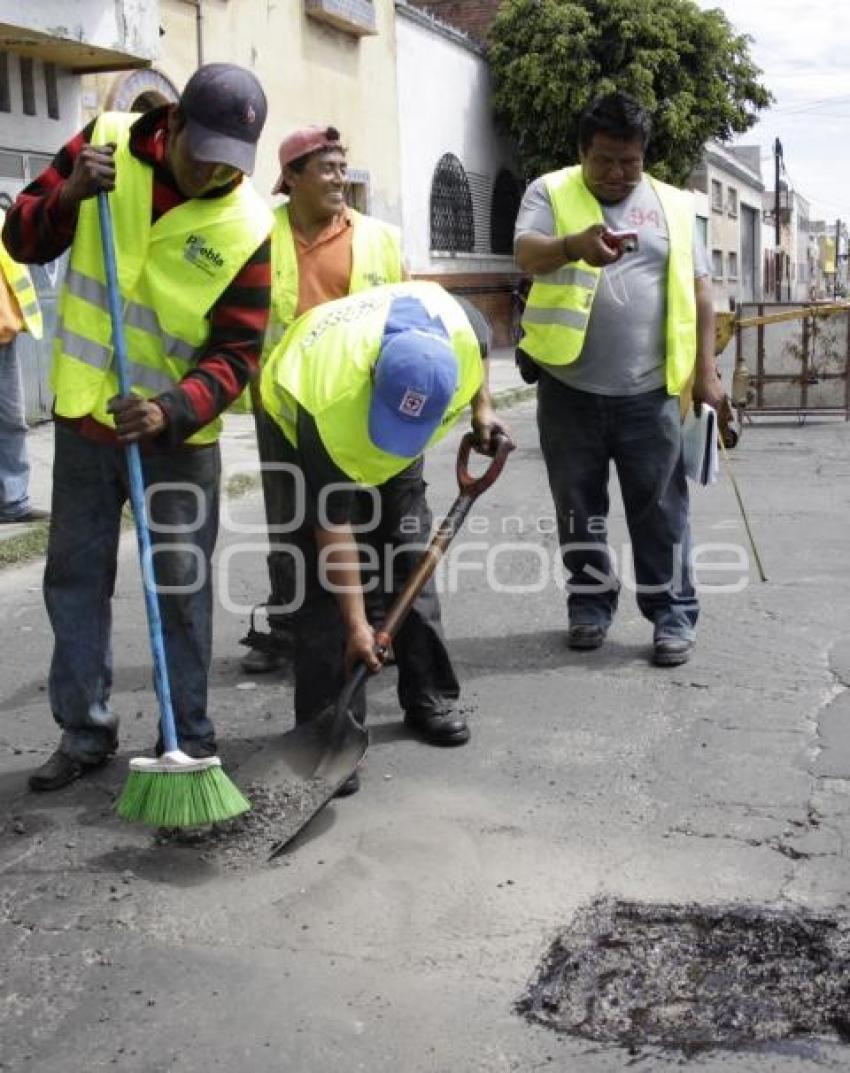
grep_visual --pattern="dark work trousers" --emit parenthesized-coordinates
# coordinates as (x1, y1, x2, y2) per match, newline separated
(256, 407, 394, 633)
(263, 422, 460, 726)
(536, 372, 699, 638)
(44, 423, 220, 764)
(253, 405, 298, 634)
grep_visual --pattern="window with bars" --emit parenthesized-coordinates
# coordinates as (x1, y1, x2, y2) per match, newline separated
(490, 169, 522, 255)
(430, 153, 474, 253)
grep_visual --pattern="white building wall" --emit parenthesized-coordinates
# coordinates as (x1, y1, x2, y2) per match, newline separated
(698, 144, 764, 309)
(395, 6, 516, 273)
(0, 1, 159, 64)
(0, 56, 81, 166)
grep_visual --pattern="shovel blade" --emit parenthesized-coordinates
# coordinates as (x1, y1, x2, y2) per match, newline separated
(236, 705, 368, 858)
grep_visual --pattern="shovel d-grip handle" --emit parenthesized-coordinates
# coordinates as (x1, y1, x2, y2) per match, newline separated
(456, 430, 514, 497)
(374, 430, 515, 651)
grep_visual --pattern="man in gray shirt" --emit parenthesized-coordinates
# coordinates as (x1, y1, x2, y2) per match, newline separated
(514, 92, 723, 667)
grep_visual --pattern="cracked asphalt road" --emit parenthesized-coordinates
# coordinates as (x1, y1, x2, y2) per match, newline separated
(2, 402, 850, 1071)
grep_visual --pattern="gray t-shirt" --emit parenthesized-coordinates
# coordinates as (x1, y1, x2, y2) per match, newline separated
(514, 176, 710, 395)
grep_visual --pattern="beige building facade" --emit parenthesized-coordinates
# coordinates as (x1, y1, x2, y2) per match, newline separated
(85, 0, 403, 223)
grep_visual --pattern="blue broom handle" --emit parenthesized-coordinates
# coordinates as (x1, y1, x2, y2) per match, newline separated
(97, 192, 179, 755)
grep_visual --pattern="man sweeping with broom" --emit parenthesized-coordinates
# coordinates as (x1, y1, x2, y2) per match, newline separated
(3, 64, 272, 809)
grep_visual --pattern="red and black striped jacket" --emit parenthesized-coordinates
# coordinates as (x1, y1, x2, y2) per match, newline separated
(2, 106, 271, 447)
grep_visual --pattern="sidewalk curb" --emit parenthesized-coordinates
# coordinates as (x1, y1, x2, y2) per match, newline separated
(0, 384, 536, 571)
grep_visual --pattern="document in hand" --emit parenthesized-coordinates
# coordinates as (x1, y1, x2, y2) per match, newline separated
(681, 404, 719, 486)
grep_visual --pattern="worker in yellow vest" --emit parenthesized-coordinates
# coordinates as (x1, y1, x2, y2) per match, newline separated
(0, 212, 47, 524)
(515, 92, 724, 668)
(3, 64, 273, 792)
(261, 281, 499, 795)
(242, 124, 406, 674)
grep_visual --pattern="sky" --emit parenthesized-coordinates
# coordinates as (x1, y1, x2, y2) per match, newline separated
(694, 0, 850, 223)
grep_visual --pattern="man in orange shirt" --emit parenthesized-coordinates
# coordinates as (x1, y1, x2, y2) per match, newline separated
(242, 126, 406, 673)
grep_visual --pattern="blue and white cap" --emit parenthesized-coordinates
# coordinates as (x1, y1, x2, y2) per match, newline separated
(368, 326, 459, 458)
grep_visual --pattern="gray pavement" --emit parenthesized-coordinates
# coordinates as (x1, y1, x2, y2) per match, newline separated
(2, 379, 850, 1071)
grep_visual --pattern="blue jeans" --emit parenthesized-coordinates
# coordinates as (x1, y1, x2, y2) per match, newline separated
(44, 424, 221, 763)
(537, 373, 698, 638)
(0, 340, 31, 520)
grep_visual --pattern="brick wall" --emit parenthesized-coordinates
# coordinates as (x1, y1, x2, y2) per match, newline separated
(406, 0, 502, 45)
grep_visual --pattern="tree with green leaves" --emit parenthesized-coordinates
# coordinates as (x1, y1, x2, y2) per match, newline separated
(488, 0, 772, 184)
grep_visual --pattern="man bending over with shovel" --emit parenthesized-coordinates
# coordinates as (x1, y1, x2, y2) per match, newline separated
(260, 281, 499, 795)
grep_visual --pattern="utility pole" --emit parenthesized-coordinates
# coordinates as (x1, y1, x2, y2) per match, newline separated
(774, 138, 783, 303)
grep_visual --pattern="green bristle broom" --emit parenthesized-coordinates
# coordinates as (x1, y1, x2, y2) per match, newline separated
(95, 191, 250, 827)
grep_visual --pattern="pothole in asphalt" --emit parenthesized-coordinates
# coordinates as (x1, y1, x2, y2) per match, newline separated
(518, 898, 850, 1054)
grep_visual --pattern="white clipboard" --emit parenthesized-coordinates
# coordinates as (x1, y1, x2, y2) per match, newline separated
(681, 404, 719, 486)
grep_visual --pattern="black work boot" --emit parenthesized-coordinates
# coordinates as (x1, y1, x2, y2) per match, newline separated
(28, 750, 107, 792)
(334, 771, 361, 798)
(404, 708, 470, 746)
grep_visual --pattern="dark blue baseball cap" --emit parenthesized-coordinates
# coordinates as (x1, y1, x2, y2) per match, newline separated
(180, 63, 267, 175)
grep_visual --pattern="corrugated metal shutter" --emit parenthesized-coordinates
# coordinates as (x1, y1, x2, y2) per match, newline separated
(467, 171, 492, 254)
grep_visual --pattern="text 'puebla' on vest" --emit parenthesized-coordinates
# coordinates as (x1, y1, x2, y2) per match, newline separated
(183, 234, 225, 275)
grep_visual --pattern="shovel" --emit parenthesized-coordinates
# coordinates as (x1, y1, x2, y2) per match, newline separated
(238, 430, 514, 858)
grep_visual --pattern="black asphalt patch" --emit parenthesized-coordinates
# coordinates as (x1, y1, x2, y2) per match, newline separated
(519, 898, 850, 1054)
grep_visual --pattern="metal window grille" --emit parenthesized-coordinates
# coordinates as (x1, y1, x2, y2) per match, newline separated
(44, 62, 59, 119)
(490, 169, 522, 255)
(0, 53, 10, 113)
(430, 153, 474, 253)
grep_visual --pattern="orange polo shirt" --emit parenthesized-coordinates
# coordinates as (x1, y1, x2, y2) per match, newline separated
(292, 208, 354, 318)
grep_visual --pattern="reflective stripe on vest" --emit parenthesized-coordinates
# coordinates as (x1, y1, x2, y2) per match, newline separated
(52, 112, 272, 443)
(0, 212, 44, 339)
(262, 206, 403, 362)
(261, 281, 482, 487)
(520, 167, 697, 395)
(63, 267, 198, 364)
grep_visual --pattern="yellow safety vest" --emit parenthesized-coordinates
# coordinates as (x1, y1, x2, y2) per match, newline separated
(261, 281, 482, 487)
(261, 206, 403, 360)
(520, 166, 697, 396)
(53, 112, 272, 444)
(0, 211, 43, 339)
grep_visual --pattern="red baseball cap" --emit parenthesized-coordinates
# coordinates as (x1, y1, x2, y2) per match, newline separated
(271, 125, 343, 194)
